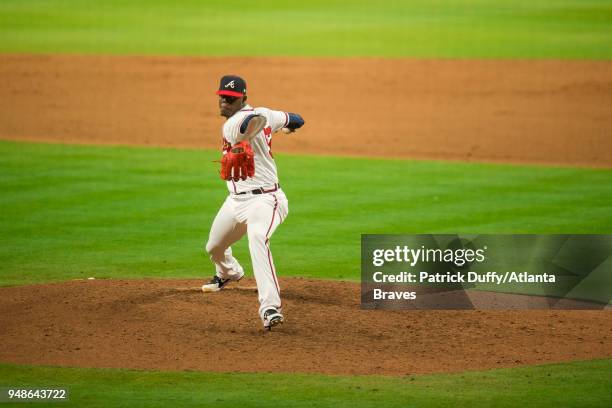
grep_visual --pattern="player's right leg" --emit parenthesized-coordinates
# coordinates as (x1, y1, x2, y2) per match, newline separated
(244, 192, 289, 327)
(202, 196, 247, 292)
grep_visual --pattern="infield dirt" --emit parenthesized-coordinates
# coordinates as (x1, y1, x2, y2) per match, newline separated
(1, 55, 611, 375)
(0, 279, 611, 376)
(1, 55, 611, 167)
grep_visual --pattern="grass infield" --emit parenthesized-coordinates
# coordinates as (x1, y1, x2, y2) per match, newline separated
(0, 359, 611, 407)
(1, 141, 611, 406)
(1, 140, 611, 286)
(0, 0, 611, 59)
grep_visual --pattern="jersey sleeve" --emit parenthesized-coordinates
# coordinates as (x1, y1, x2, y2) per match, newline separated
(222, 116, 242, 145)
(257, 107, 289, 133)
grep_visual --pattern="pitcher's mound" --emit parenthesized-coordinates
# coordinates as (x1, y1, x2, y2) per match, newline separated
(1, 278, 610, 375)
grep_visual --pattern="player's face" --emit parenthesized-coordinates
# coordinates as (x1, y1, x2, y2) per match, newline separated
(218, 95, 244, 118)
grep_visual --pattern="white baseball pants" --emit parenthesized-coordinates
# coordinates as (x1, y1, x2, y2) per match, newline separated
(205, 189, 289, 321)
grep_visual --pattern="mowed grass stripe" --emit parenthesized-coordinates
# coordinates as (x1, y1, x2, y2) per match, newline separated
(1, 359, 611, 407)
(0, 0, 611, 59)
(1, 140, 611, 286)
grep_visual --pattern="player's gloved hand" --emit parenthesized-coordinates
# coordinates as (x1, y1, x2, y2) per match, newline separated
(220, 141, 255, 181)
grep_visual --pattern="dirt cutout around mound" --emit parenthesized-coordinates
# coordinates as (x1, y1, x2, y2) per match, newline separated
(1, 55, 612, 167)
(1, 278, 610, 376)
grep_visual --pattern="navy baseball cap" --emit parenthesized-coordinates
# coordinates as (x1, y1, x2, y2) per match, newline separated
(216, 75, 247, 97)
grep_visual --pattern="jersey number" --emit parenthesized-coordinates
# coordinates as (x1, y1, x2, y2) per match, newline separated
(263, 126, 273, 157)
(222, 138, 231, 153)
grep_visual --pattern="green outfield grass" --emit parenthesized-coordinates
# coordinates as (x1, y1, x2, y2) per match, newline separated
(1, 0, 611, 59)
(1, 359, 611, 407)
(1, 140, 611, 286)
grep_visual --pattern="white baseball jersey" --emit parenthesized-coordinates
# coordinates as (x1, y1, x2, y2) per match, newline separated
(221, 104, 288, 193)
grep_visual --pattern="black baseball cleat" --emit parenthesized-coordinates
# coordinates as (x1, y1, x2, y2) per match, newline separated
(263, 308, 284, 330)
(201, 272, 244, 293)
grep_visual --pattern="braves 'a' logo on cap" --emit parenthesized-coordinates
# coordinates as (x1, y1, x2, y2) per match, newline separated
(225, 80, 235, 89)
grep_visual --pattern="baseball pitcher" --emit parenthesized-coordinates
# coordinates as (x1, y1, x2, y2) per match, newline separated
(202, 75, 305, 330)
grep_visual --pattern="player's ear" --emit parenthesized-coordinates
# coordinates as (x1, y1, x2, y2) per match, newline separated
(243, 95, 248, 103)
